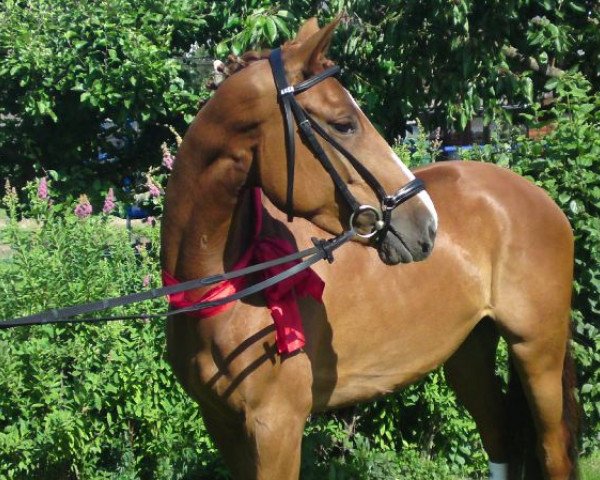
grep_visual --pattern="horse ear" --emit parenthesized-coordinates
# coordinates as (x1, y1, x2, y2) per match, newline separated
(294, 17, 320, 43)
(288, 14, 342, 73)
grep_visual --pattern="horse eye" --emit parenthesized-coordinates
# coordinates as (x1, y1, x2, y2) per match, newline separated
(331, 122, 356, 135)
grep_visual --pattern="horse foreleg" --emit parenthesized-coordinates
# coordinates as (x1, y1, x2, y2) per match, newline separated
(200, 398, 308, 480)
(444, 318, 510, 479)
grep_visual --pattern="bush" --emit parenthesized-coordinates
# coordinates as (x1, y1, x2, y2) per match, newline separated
(460, 72, 600, 453)
(0, 185, 224, 479)
(3, 1, 600, 195)
(0, 0, 212, 190)
(303, 72, 600, 478)
(0, 75, 598, 479)
(0, 0, 298, 194)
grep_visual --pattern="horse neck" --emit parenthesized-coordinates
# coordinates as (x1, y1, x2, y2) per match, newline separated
(160, 130, 256, 283)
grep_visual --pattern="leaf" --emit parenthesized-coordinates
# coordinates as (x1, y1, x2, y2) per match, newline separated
(216, 41, 229, 57)
(545, 78, 558, 91)
(581, 383, 592, 394)
(264, 17, 277, 44)
(272, 16, 290, 38)
(569, 200, 579, 215)
(568, 2, 586, 13)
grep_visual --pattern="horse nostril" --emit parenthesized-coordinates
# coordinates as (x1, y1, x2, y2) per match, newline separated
(419, 220, 437, 255)
(421, 240, 432, 254)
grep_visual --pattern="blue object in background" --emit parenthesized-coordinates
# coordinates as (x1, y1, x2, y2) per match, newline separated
(442, 145, 476, 160)
(126, 205, 151, 219)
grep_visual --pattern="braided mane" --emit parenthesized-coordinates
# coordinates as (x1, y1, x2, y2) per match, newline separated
(208, 50, 273, 91)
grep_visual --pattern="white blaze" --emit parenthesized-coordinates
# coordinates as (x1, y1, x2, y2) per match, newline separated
(389, 148, 439, 229)
(345, 89, 439, 229)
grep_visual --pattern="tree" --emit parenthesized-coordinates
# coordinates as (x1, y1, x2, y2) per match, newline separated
(326, 0, 600, 136)
(1, 0, 598, 187)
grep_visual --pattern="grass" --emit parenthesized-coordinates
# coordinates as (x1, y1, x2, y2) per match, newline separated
(582, 452, 600, 480)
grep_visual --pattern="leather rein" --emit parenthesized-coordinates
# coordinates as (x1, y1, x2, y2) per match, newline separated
(0, 50, 426, 329)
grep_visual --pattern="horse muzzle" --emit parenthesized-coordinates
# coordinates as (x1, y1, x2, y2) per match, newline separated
(375, 209, 437, 265)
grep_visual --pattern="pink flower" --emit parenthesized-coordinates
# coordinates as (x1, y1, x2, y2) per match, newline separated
(74, 195, 92, 218)
(102, 188, 116, 214)
(143, 216, 156, 227)
(37, 177, 48, 200)
(147, 179, 161, 198)
(142, 274, 151, 287)
(161, 143, 174, 171)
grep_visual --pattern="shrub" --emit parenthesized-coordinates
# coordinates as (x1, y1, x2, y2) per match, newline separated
(0, 183, 223, 479)
(1, 74, 598, 478)
(0, 0, 213, 190)
(460, 72, 600, 453)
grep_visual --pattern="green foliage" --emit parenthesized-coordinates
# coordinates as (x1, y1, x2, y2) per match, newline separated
(328, 0, 600, 135)
(3, 1, 600, 193)
(0, 0, 211, 187)
(581, 451, 600, 480)
(0, 185, 224, 479)
(213, 5, 295, 57)
(520, 75, 600, 453)
(301, 419, 473, 480)
(1, 10, 599, 474)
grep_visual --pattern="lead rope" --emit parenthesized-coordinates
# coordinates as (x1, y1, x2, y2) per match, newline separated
(0, 231, 354, 329)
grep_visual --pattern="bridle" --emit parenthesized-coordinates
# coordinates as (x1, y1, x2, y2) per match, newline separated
(0, 50, 428, 330)
(269, 48, 426, 239)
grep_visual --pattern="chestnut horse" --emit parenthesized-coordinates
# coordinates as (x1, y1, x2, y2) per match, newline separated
(161, 17, 578, 480)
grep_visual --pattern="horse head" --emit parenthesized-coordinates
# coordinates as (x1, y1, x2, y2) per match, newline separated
(187, 17, 437, 265)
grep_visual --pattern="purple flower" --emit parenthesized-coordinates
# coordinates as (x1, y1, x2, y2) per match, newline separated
(147, 179, 161, 198)
(74, 195, 92, 218)
(102, 188, 116, 214)
(37, 177, 48, 200)
(142, 274, 151, 287)
(161, 143, 174, 171)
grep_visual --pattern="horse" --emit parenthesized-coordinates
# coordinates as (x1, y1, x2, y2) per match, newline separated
(160, 16, 578, 480)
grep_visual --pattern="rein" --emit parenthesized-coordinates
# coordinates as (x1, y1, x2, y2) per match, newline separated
(0, 231, 353, 329)
(1, 50, 427, 330)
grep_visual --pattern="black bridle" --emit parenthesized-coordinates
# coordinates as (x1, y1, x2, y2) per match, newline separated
(268, 48, 425, 238)
(0, 51, 427, 330)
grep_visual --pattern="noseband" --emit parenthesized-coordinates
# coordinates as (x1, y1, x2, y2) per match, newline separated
(269, 48, 425, 238)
